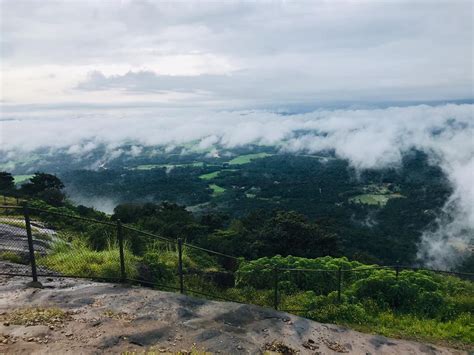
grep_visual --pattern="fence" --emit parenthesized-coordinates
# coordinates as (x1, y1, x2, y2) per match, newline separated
(0, 204, 473, 315)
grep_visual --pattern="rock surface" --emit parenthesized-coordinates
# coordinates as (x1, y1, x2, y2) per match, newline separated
(0, 265, 466, 354)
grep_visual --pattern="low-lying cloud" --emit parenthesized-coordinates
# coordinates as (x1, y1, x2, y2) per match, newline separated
(0, 103, 473, 268)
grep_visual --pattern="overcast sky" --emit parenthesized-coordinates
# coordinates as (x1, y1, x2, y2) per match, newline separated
(1, 0, 472, 110)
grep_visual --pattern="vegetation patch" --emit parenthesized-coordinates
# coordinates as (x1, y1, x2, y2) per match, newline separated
(228, 153, 273, 165)
(0, 251, 23, 264)
(37, 240, 139, 279)
(2, 307, 71, 327)
(237, 256, 474, 349)
(199, 171, 221, 180)
(209, 184, 226, 196)
(0, 195, 22, 206)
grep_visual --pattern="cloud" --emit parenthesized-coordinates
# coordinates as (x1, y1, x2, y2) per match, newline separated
(76, 70, 231, 94)
(1, 1, 472, 105)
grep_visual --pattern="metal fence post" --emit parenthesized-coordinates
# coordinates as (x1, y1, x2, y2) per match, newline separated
(178, 238, 184, 294)
(273, 266, 279, 310)
(116, 220, 126, 282)
(337, 267, 342, 302)
(23, 206, 38, 283)
(395, 261, 400, 281)
(395, 261, 400, 309)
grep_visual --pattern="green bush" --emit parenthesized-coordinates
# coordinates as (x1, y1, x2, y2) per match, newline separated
(347, 269, 445, 317)
(142, 249, 176, 284)
(236, 255, 368, 294)
(0, 251, 23, 264)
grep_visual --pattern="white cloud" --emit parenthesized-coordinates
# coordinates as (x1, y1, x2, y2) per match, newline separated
(1, 103, 472, 268)
(1, 0, 472, 106)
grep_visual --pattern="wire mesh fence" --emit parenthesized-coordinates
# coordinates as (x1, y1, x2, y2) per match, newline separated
(122, 225, 182, 293)
(0, 204, 472, 315)
(181, 243, 254, 305)
(0, 206, 32, 276)
(27, 207, 119, 281)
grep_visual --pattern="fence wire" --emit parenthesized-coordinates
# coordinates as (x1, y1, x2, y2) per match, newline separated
(122, 225, 182, 292)
(28, 208, 119, 280)
(0, 205, 472, 316)
(0, 207, 32, 276)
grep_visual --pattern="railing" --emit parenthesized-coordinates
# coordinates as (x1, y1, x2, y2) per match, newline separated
(0, 205, 472, 313)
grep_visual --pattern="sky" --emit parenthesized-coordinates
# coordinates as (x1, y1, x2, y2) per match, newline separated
(1, 0, 473, 109)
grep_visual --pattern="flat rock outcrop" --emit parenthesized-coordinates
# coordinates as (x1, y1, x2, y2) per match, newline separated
(0, 263, 466, 354)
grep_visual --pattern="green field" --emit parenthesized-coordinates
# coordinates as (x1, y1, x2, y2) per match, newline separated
(13, 175, 34, 184)
(349, 193, 405, 206)
(228, 153, 273, 165)
(209, 184, 225, 196)
(199, 171, 221, 180)
(199, 169, 238, 180)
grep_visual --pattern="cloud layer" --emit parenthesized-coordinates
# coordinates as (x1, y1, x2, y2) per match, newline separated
(2, 0, 472, 106)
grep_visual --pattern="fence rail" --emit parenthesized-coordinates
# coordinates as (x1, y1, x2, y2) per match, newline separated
(0, 204, 472, 314)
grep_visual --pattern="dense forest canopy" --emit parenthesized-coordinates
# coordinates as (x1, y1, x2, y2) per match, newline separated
(3, 147, 469, 271)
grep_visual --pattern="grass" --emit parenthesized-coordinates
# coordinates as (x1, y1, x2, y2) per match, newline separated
(37, 240, 139, 279)
(209, 184, 226, 197)
(228, 153, 273, 165)
(0, 251, 23, 264)
(0, 218, 24, 229)
(344, 311, 474, 350)
(0, 195, 22, 205)
(218, 286, 474, 350)
(2, 307, 71, 327)
(349, 193, 405, 206)
(199, 171, 221, 180)
(200, 169, 239, 180)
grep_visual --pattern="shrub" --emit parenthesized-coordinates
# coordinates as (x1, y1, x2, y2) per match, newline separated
(37, 240, 138, 279)
(236, 255, 369, 294)
(347, 270, 445, 317)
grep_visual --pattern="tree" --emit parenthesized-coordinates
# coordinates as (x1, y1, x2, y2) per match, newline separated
(0, 172, 14, 193)
(113, 202, 206, 242)
(258, 210, 339, 258)
(21, 172, 65, 206)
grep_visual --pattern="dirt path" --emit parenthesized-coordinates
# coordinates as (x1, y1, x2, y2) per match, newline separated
(0, 269, 466, 354)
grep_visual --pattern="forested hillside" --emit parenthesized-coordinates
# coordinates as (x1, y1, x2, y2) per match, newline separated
(51, 149, 454, 267)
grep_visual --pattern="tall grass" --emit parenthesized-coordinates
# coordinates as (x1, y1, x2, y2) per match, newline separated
(37, 239, 138, 279)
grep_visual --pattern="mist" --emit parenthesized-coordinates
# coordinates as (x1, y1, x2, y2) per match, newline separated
(0, 103, 473, 268)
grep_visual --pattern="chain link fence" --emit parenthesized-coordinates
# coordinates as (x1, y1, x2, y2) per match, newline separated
(0, 205, 472, 315)
(0, 206, 32, 276)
